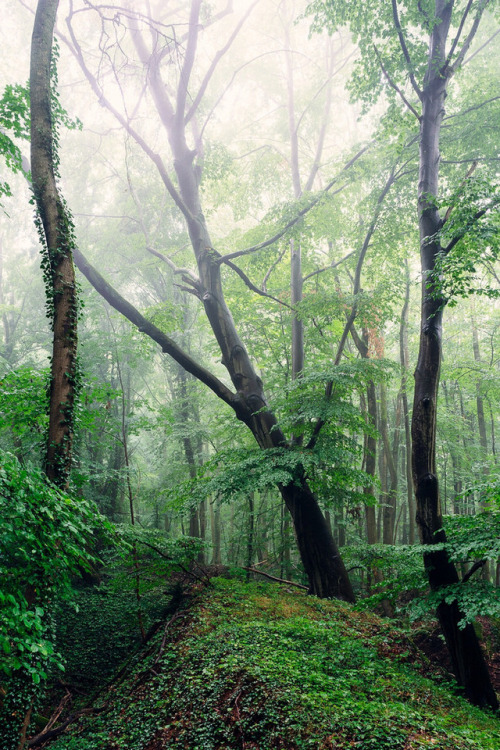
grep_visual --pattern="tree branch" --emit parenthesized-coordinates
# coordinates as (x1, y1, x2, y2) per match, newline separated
(72, 246, 239, 410)
(176, 0, 201, 125)
(447, 0, 492, 75)
(462, 558, 487, 583)
(443, 0, 474, 71)
(146, 246, 200, 286)
(185, 1, 259, 125)
(306, 167, 396, 450)
(222, 257, 293, 309)
(218, 144, 371, 263)
(61, 16, 190, 221)
(242, 566, 308, 589)
(444, 199, 500, 255)
(262, 247, 287, 291)
(374, 44, 421, 120)
(462, 27, 500, 67)
(391, 0, 422, 98)
(302, 250, 356, 283)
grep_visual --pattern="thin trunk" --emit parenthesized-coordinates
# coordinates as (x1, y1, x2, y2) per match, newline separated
(210, 500, 222, 565)
(352, 328, 378, 545)
(380, 383, 397, 544)
(246, 492, 255, 581)
(472, 324, 488, 455)
(400, 265, 415, 543)
(472, 323, 491, 580)
(117, 359, 145, 643)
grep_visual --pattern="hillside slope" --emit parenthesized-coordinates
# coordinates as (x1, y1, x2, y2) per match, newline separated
(43, 578, 499, 750)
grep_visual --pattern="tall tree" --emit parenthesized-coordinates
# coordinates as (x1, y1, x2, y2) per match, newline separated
(30, 0, 79, 488)
(308, 0, 499, 708)
(54, 0, 357, 600)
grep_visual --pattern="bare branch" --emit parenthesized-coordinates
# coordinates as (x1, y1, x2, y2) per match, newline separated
(374, 44, 421, 120)
(145, 246, 200, 285)
(462, 27, 500, 67)
(447, 0, 492, 74)
(176, 0, 202, 124)
(391, 0, 423, 98)
(222, 257, 292, 309)
(262, 247, 287, 291)
(443, 0, 474, 71)
(242, 567, 308, 589)
(218, 144, 371, 263)
(302, 250, 356, 283)
(185, 1, 259, 125)
(72, 246, 238, 410)
(61, 17, 191, 221)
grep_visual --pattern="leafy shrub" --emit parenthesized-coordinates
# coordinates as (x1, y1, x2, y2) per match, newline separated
(0, 450, 112, 746)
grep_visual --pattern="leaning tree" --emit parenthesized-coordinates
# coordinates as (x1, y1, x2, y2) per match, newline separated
(33, 0, 369, 601)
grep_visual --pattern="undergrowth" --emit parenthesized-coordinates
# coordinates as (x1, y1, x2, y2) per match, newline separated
(48, 578, 499, 750)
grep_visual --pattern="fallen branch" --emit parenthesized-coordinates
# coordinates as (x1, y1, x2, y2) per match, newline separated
(242, 567, 308, 590)
(27, 708, 99, 747)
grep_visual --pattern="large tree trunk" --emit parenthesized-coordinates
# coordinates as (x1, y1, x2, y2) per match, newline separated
(280, 476, 355, 601)
(31, 0, 78, 489)
(412, 0, 497, 709)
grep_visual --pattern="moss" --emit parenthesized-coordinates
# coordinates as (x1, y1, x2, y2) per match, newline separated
(49, 578, 500, 750)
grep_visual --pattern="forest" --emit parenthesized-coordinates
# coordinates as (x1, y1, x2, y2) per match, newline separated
(0, 0, 500, 748)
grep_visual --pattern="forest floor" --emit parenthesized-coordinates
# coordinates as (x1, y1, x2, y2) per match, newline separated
(32, 575, 500, 750)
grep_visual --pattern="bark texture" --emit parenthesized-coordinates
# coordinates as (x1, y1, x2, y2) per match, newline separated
(31, 0, 78, 488)
(412, 0, 497, 709)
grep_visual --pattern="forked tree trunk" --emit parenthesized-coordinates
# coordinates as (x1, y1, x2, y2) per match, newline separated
(65, 1, 356, 601)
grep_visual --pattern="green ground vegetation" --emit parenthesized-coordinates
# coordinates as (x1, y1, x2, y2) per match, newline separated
(48, 577, 499, 750)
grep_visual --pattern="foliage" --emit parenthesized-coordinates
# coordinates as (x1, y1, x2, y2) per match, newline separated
(345, 503, 500, 627)
(0, 450, 112, 679)
(0, 450, 114, 746)
(0, 366, 49, 460)
(170, 360, 393, 515)
(429, 176, 500, 305)
(48, 579, 500, 750)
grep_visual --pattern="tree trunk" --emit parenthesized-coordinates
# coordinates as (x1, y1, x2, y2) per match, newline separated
(280, 476, 355, 602)
(69, 2, 355, 603)
(211, 500, 222, 565)
(380, 382, 397, 544)
(412, 1, 497, 708)
(30, 0, 78, 489)
(400, 265, 415, 543)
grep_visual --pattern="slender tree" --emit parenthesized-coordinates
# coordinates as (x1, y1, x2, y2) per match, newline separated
(309, 0, 499, 708)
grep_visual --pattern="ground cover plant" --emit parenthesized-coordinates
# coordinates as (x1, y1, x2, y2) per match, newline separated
(45, 577, 499, 750)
